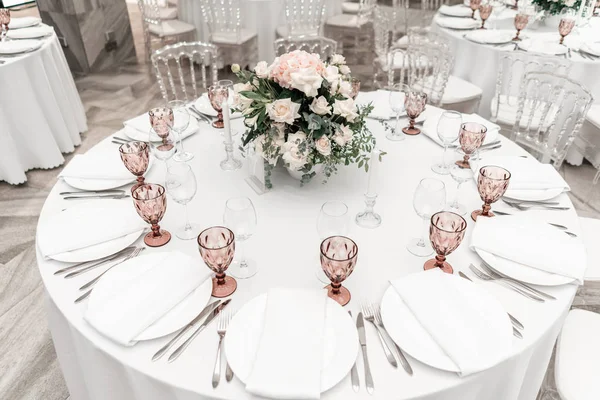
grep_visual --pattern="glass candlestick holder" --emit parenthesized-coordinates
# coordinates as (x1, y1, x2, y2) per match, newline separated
(355, 193, 382, 228)
(220, 141, 242, 171)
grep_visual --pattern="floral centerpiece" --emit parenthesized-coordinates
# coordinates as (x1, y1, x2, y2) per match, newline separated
(230, 51, 379, 188)
(531, 0, 580, 15)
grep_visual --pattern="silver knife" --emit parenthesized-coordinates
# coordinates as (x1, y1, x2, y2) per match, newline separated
(348, 311, 360, 392)
(190, 105, 214, 124)
(168, 299, 232, 362)
(152, 300, 222, 361)
(64, 194, 130, 200)
(54, 246, 136, 275)
(357, 312, 374, 394)
(480, 261, 556, 301)
(60, 190, 125, 195)
(65, 248, 138, 279)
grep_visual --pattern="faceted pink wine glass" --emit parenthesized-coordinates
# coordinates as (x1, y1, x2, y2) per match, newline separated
(424, 211, 467, 274)
(456, 122, 487, 169)
(513, 13, 529, 41)
(350, 78, 361, 100)
(471, 165, 511, 221)
(479, 3, 493, 29)
(320, 236, 358, 306)
(558, 18, 575, 45)
(132, 184, 171, 247)
(198, 226, 237, 298)
(119, 141, 149, 192)
(148, 107, 173, 137)
(402, 91, 427, 136)
(470, 0, 482, 18)
(208, 85, 229, 129)
(0, 9, 9, 41)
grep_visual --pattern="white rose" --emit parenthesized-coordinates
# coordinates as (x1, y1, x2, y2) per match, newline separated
(322, 65, 340, 84)
(233, 82, 254, 110)
(254, 61, 269, 78)
(564, 0, 575, 5)
(331, 54, 346, 65)
(282, 132, 308, 170)
(289, 67, 323, 97)
(338, 80, 353, 98)
(333, 98, 359, 122)
(315, 136, 332, 156)
(266, 98, 301, 124)
(334, 124, 354, 147)
(339, 65, 351, 75)
(309, 96, 332, 115)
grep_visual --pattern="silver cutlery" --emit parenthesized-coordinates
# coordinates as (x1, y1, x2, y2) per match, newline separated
(478, 144, 502, 153)
(65, 247, 139, 279)
(112, 136, 130, 142)
(479, 262, 556, 300)
(356, 312, 374, 394)
(64, 194, 130, 200)
(361, 303, 398, 368)
(168, 299, 232, 363)
(152, 300, 222, 361)
(348, 311, 360, 392)
(450, 140, 500, 149)
(459, 272, 524, 335)
(469, 264, 545, 302)
(374, 305, 413, 375)
(54, 246, 136, 275)
(189, 105, 213, 125)
(226, 363, 234, 383)
(60, 190, 125, 196)
(504, 201, 570, 211)
(212, 310, 232, 388)
(79, 248, 146, 291)
(502, 199, 560, 206)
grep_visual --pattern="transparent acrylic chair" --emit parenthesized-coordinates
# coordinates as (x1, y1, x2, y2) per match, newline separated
(372, 5, 407, 87)
(511, 71, 593, 169)
(273, 36, 338, 61)
(276, 0, 327, 38)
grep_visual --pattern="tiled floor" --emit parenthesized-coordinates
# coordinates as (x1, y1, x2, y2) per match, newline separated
(1, 4, 600, 400)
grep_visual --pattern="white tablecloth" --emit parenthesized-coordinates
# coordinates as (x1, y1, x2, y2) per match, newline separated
(178, 0, 343, 62)
(37, 106, 580, 400)
(0, 33, 87, 185)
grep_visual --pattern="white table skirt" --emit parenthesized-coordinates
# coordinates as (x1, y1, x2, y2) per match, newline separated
(38, 111, 580, 400)
(0, 34, 87, 185)
(178, 0, 343, 63)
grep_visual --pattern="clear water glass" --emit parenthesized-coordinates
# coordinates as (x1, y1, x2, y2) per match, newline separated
(168, 100, 193, 162)
(432, 111, 462, 175)
(448, 148, 474, 216)
(387, 84, 408, 142)
(223, 197, 258, 279)
(316, 201, 350, 283)
(407, 178, 446, 257)
(165, 163, 199, 240)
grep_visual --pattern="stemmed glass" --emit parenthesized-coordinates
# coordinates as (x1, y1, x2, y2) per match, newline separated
(407, 178, 446, 257)
(455, 122, 487, 169)
(165, 163, 199, 240)
(479, 1, 493, 29)
(471, 165, 511, 221)
(558, 8, 576, 45)
(119, 141, 150, 192)
(423, 211, 467, 274)
(513, 13, 529, 41)
(432, 111, 462, 175)
(447, 148, 474, 216)
(402, 90, 427, 136)
(316, 201, 350, 283)
(148, 107, 173, 135)
(0, 9, 10, 42)
(198, 226, 237, 298)
(470, 0, 482, 18)
(350, 78, 361, 99)
(208, 84, 229, 129)
(387, 84, 408, 141)
(132, 183, 171, 247)
(223, 197, 258, 279)
(168, 100, 194, 162)
(149, 127, 177, 164)
(320, 236, 358, 306)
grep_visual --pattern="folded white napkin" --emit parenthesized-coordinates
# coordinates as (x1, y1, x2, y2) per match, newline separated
(464, 30, 514, 44)
(391, 269, 511, 376)
(581, 41, 600, 57)
(474, 156, 570, 192)
(518, 39, 567, 56)
(246, 288, 327, 399)
(471, 215, 587, 283)
(0, 39, 42, 54)
(37, 201, 146, 258)
(8, 17, 41, 29)
(423, 112, 499, 147)
(84, 251, 211, 346)
(439, 4, 473, 17)
(6, 24, 53, 39)
(355, 90, 396, 120)
(436, 16, 480, 30)
(59, 152, 132, 181)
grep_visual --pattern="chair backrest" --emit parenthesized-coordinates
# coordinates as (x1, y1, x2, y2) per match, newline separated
(407, 26, 449, 50)
(151, 41, 220, 103)
(283, 0, 326, 37)
(358, 0, 378, 19)
(138, 0, 162, 26)
(274, 36, 338, 61)
(200, 0, 242, 43)
(511, 72, 593, 169)
(373, 6, 395, 60)
(421, 0, 449, 11)
(492, 52, 572, 123)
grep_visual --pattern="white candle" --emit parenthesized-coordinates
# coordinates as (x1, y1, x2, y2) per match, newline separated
(222, 98, 233, 144)
(366, 148, 380, 195)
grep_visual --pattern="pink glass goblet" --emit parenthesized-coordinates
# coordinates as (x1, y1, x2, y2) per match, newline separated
(198, 226, 237, 298)
(402, 91, 427, 136)
(350, 78, 361, 100)
(119, 141, 149, 192)
(208, 85, 229, 129)
(0, 9, 10, 42)
(558, 18, 575, 45)
(456, 122, 487, 169)
(132, 183, 171, 247)
(471, 165, 511, 221)
(479, 3, 493, 29)
(148, 107, 173, 137)
(424, 211, 467, 274)
(513, 13, 529, 41)
(320, 235, 358, 306)
(470, 0, 482, 18)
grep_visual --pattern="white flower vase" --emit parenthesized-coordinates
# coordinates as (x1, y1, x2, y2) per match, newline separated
(285, 164, 324, 181)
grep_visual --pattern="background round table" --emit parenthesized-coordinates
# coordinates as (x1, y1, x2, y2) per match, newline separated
(38, 105, 580, 400)
(0, 33, 87, 185)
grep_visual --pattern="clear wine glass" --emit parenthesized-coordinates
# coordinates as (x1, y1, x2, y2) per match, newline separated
(448, 148, 474, 216)
(432, 111, 462, 175)
(165, 163, 199, 240)
(407, 178, 446, 257)
(168, 100, 194, 162)
(149, 127, 177, 164)
(223, 197, 258, 279)
(387, 83, 408, 142)
(316, 201, 350, 283)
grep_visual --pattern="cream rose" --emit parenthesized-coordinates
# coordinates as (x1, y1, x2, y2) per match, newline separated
(333, 98, 359, 122)
(289, 67, 323, 97)
(331, 54, 346, 65)
(282, 132, 308, 170)
(334, 124, 353, 146)
(266, 98, 301, 124)
(315, 136, 332, 156)
(254, 61, 269, 78)
(338, 80, 353, 98)
(233, 82, 254, 111)
(339, 65, 351, 75)
(309, 96, 332, 115)
(322, 65, 340, 84)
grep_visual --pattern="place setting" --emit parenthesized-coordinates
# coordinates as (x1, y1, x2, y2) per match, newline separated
(5, 23, 53, 40)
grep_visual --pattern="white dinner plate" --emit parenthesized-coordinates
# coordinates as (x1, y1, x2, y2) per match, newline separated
(435, 16, 480, 30)
(380, 276, 513, 372)
(225, 293, 358, 393)
(476, 248, 575, 286)
(63, 176, 135, 191)
(0, 39, 43, 54)
(439, 4, 474, 18)
(194, 94, 243, 119)
(464, 30, 514, 44)
(503, 187, 564, 201)
(8, 17, 41, 29)
(518, 39, 568, 55)
(85, 252, 213, 341)
(123, 120, 199, 143)
(6, 25, 53, 39)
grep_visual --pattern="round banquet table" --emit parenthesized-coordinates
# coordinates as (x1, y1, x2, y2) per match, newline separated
(37, 103, 581, 400)
(431, 12, 600, 120)
(177, 0, 343, 63)
(0, 32, 87, 185)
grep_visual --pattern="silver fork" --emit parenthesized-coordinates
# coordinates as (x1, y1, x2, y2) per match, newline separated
(212, 311, 232, 388)
(361, 303, 398, 368)
(469, 264, 545, 302)
(479, 262, 556, 300)
(79, 248, 146, 291)
(374, 305, 413, 375)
